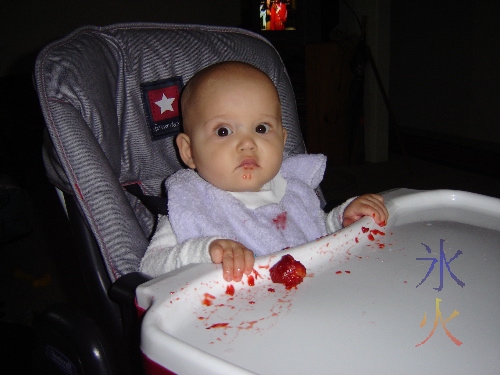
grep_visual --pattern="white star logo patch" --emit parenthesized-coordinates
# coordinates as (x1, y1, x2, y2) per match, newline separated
(155, 94, 175, 114)
(141, 76, 182, 139)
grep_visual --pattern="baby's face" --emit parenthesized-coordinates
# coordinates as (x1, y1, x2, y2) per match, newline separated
(179, 66, 286, 192)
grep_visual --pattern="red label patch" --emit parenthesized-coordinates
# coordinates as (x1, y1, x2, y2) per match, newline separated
(147, 85, 180, 122)
(141, 77, 183, 140)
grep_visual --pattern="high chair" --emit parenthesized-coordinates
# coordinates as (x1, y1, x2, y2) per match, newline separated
(34, 22, 308, 374)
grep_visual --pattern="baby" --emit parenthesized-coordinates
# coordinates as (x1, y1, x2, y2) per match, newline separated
(140, 61, 388, 281)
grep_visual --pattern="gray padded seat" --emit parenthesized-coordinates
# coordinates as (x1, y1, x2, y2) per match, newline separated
(35, 23, 305, 281)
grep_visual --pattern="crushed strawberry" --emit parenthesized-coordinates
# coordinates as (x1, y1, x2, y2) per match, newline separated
(269, 254, 307, 289)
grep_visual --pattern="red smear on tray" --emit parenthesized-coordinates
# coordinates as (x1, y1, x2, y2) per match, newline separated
(253, 269, 262, 279)
(247, 275, 255, 286)
(202, 293, 216, 306)
(206, 323, 229, 329)
(225, 285, 235, 296)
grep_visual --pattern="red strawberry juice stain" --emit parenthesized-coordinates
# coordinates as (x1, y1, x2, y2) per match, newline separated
(361, 227, 369, 233)
(238, 320, 261, 330)
(206, 323, 229, 329)
(378, 243, 385, 249)
(345, 270, 351, 274)
(368, 234, 375, 241)
(371, 229, 385, 236)
(336, 271, 342, 274)
(247, 275, 255, 286)
(242, 172, 252, 180)
(355, 237, 359, 243)
(202, 293, 216, 306)
(272, 212, 287, 230)
(268, 288, 275, 293)
(253, 269, 262, 279)
(225, 285, 235, 296)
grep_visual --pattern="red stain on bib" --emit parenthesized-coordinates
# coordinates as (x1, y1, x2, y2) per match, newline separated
(272, 212, 287, 230)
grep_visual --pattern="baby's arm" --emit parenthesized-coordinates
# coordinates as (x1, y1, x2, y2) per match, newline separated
(140, 216, 255, 280)
(342, 194, 388, 227)
(209, 239, 255, 282)
(140, 215, 214, 277)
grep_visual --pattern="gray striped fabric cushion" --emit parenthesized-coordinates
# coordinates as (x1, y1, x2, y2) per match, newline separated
(36, 23, 305, 281)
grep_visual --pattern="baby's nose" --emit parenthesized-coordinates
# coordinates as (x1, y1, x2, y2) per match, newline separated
(238, 134, 257, 150)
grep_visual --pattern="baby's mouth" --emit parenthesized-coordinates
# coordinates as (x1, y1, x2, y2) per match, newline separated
(238, 158, 259, 170)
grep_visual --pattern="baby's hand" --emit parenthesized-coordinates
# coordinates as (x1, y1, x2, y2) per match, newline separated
(343, 194, 389, 227)
(209, 239, 255, 282)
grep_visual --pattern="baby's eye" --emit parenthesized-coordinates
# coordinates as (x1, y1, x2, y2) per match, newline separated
(215, 126, 232, 137)
(255, 123, 271, 134)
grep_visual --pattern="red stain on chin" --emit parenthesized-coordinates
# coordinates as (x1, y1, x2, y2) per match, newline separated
(272, 212, 287, 230)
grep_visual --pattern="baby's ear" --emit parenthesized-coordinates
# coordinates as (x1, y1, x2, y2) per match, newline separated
(176, 133, 196, 169)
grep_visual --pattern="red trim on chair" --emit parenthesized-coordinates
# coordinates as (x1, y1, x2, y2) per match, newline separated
(135, 297, 147, 319)
(142, 352, 177, 375)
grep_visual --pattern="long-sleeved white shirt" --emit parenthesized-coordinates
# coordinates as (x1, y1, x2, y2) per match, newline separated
(140, 197, 354, 277)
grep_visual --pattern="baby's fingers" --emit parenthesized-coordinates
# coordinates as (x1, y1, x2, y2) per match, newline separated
(209, 240, 254, 282)
(343, 194, 389, 227)
(363, 194, 389, 226)
(225, 246, 255, 282)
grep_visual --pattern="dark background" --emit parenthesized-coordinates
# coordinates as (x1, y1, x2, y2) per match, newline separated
(1, 1, 499, 373)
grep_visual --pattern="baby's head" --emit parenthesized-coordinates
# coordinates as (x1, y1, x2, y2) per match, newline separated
(177, 61, 287, 192)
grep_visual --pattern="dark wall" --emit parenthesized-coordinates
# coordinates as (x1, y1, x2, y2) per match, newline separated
(0, 0, 241, 189)
(0, 0, 241, 76)
(390, 0, 500, 146)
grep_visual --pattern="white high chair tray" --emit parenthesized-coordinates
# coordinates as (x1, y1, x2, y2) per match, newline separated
(137, 189, 500, 374)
